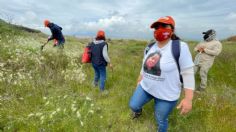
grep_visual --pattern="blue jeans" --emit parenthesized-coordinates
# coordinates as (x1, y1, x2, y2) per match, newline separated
(92, 63, 106, 91)
(57, 40, 65, 49)
(129, 85, 178, 132)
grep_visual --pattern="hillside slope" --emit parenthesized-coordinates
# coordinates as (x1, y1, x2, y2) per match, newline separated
(0, 19, 41, 34)
(227, 35, 236, 41)
(0, 19, 236, 132)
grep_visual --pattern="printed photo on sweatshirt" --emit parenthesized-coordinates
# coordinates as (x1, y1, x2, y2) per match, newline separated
(143, 51, 162, 76)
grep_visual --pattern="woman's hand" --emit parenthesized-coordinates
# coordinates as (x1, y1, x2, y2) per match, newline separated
(109, 63, 113, 71)
(109, 63, 113, 68)
(136, 75, 143, 86)
(198, 46, 205, 52)
(177, 98, 192, 115)
(177, 89, 193, 115)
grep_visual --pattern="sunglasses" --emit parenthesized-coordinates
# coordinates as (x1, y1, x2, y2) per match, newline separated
(154, 23, 172, 30)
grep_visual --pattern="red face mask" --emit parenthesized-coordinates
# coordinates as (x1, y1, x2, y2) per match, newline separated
(154, 28, 173, 41)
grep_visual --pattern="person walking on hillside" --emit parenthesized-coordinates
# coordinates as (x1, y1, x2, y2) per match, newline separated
(194, 29, 222, 92)
(41, 19, 65, 50)
(89, 30, 112, 92)
(129, 16, 195, 132)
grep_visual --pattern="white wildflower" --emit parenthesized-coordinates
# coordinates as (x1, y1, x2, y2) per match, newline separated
(28, 113, 34, 117)
(56, 108, 61, 112)
(9, 74, 13, 79)
(88, 110, 94, 114)
(0, 63, 4, 67)
(40, 117, 45, 124)
(40, 115, 45, 121)
(90, 104, 94, 107)
(40, 56, 45, 60)
(86, 96, 92, 101)
(71, 103, 77, 112)
(50, 111, 57, 118)
(13, 81, 17, 85)
(80, 121, 84, 126)
(45, 101, 50, 106)
(0, 72, 3, 77)
(36, 112, 42, 116)
(52, 111, 57, 115)
(100, 116, 103, 119)
(76, 110, 81, 118)
(43, 97, 47, 100)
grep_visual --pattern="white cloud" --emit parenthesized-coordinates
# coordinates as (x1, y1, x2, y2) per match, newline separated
(0, 0, 236, 40)
(84, 16, 126, 30)
(14, 11, 37, 24)
(25, 11, 37, 20)
(227, 12, 236, 20)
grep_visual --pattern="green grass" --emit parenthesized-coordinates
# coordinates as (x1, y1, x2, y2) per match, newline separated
(0, 20, 236, 132)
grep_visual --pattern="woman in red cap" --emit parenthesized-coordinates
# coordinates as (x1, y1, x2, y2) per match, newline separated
(129, 16, 195, 131)
(89, 30, 112, 92)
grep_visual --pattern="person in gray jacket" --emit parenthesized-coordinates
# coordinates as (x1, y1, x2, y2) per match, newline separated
(194, 29, 222, 92)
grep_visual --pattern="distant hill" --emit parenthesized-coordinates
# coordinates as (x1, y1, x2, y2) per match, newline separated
(0, 18, 41, 34)
(226, 35, 236, 41)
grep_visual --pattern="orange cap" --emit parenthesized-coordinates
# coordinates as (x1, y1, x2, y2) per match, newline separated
(97, 30, 105, 37)
(96, 30, 105, 38)
(150, 16, 175, 28)
(44, 19, 50, 27)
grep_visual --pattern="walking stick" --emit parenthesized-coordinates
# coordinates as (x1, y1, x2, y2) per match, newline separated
(41, 42, 48, 51)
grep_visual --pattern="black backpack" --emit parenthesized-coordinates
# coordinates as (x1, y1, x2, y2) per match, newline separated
(145, 40, 183, 83)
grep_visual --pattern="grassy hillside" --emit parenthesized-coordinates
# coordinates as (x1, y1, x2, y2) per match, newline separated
(0, 20, 236, 132)
(227, 35, 236, 42)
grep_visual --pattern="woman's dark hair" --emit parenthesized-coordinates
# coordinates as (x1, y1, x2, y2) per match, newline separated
(96, 36, 106, 41)
(170, 25, 181, 40)
(171, 33, 181, 40)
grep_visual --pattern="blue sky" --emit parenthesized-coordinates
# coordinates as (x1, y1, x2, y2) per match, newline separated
(0, 0, 236, 40)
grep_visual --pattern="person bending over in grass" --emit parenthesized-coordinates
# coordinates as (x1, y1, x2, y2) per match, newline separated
(41, 19, 65, 50)
(129, 16, 195, 132)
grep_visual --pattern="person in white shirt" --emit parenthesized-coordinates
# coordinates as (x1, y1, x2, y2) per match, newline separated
(129, 16, 195, 132)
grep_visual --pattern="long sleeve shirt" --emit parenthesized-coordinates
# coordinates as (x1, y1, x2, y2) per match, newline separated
(194, 40, 222, 63)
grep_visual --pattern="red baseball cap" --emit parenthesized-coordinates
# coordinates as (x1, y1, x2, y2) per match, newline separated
(96, 30, 105, 38)
(44, 19, 50, 27)
(150, 16, 175, 28)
